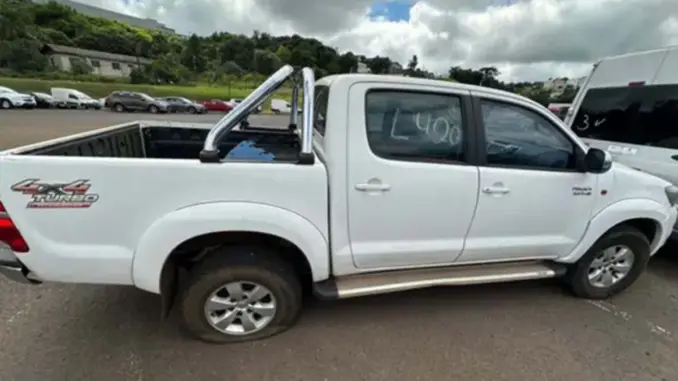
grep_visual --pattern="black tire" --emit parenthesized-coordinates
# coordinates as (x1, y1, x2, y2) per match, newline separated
(272, 109, 281, 115)
(149, 105, 159, 114)
(188, 106, 197, 114)
(114, 103, 125, 112)
(179, 245, 303, 344)
(0, 99, 12, 109)
(565, 225, 650, 299)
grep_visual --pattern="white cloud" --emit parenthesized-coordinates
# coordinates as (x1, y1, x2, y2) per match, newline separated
(77, 0, 678, 82)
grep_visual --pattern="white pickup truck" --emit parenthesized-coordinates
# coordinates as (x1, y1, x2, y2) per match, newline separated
(1, 65, 677, 344)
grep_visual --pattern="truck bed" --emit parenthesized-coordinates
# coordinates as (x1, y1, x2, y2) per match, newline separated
(11, 121, 301, 162)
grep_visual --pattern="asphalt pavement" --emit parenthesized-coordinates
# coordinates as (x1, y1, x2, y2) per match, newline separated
(1, 109, 678, 381)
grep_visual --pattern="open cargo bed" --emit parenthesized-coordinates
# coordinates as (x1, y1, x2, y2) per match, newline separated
(6, 121, 302, 163)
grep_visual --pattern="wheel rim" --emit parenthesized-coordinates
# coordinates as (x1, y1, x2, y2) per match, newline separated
(116, 105, 123, 112)
(203, 281, 277, 336)
(1, 100, 9, 109)
(588, 245, 635, 288)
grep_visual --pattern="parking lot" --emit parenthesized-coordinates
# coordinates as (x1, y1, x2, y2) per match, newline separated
(1, 109, 678, 381)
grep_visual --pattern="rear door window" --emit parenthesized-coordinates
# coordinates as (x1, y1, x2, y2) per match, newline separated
(572, 85, 678, 149)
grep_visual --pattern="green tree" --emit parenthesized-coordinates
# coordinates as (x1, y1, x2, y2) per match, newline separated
(253, 49, 282, 74)
(275, 45, 291, 63)
(0, 39, 48, 72)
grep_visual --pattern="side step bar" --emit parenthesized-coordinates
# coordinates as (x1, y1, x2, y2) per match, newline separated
(313, 261, 566, 300)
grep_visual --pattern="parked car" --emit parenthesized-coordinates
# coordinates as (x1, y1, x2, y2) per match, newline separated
(565, 46, 678, 240)
(0, 86, 36, 109)
(198, 99, 233, 112)
(104, 91, 171, 113)
(230, 97, 262, 113)
(50, 88, 101, 109)
(0, 65, 677, 345)
(29, 92, 56, 108)
(157, 97, 207, 114)
(271, 98, 303, 114)
(547, 103, 570, 120)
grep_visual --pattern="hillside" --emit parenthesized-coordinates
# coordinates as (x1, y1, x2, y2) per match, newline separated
(0, 0, 574, 105)
(0, 0, 408, 85)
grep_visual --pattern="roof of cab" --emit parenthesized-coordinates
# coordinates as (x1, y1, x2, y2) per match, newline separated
(597, 44, 678, 62)
(316, 73, 545, 110)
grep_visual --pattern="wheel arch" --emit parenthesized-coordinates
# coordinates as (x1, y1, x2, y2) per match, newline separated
(132, 201, 329, 295)
(558, 198, 668, 263)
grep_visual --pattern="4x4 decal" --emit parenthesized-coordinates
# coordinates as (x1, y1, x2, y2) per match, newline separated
(11, 179, 99, 208)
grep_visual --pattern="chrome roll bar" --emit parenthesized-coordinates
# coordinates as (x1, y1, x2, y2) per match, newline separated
(299, 68, 315, 160)
(199, 64, 315, 164)
(289, 84, 299, 129)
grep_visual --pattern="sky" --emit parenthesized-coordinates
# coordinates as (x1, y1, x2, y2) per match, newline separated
(77, 0, 678, 82)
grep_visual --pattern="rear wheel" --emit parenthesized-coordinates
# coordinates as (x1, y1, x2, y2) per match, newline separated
(114, 103, 125, 112)
(565, 225, 650, 299)
(179, 245, 303, 343)
(1, 99, 12, 109)
(149, 105, 159, 114)
(188, 106, 197, 114)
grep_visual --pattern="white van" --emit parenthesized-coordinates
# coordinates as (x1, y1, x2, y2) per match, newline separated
(50, 88, 101, 109)
(271, 98, 302, 114)
(565, 45, 678, 238)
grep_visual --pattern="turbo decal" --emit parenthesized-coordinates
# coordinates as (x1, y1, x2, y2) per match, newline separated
(11, 179, 99, 208)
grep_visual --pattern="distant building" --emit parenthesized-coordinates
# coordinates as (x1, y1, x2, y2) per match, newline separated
(356, 62, 371, 74)
(41, 44, 152, 78)
(389, 62, 404, 75)
(543, 76, 587, 98)
(32, 0, 175, 34)
(355, 61, 404, 75)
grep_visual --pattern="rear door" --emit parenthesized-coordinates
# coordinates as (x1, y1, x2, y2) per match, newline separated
(346, 83, 480, 269)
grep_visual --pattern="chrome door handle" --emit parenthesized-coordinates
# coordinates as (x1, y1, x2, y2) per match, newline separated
(482, 186, 510, 194)
(355, 183, 391, 192)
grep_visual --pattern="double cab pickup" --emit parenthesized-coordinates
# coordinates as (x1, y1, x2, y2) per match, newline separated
(0, 65, 676, 343)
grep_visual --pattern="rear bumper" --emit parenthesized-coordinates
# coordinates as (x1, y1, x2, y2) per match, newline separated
(0, 246, 40, 284)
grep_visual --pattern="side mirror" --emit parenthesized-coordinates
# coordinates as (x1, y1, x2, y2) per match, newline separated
(583, 148, 612, 173)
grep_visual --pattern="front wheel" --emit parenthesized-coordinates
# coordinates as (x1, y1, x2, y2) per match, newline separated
(565, 225, 650, 299)
(179, 245, 303, 343)
(149, 105, 159, 114)
(1, 99, 12, 109)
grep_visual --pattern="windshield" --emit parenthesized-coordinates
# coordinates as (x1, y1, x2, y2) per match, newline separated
(34, 92, 51, 98)
(138, 93, 155, 101)
(0, 86, 16, 94)
(73, 90, 91, 99)
(178, 97, 192, 103)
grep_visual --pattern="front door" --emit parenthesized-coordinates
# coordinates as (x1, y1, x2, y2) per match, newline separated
(346, 84, 479, 269)
(459, 95, 597, 263)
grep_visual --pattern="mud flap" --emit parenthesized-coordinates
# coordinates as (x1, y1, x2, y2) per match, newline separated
(159, 260, 178, 320)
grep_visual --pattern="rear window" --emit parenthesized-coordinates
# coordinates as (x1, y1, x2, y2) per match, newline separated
(572, 84, 678, 148)
(313, 85, 329, 136)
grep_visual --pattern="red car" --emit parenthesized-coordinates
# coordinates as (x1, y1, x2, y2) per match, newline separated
(198, 99, 233, 112)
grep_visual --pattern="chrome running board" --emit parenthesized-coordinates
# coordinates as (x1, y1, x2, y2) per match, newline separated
(313, 261, 565, 300)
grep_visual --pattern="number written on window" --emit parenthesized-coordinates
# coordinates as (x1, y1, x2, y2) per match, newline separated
(365, 90, 465, 163)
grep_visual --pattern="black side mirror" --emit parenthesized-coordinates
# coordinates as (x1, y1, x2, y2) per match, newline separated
(583, 148, 611, 173)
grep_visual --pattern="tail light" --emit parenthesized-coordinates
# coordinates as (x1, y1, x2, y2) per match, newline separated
(0, 202, 29, 253)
